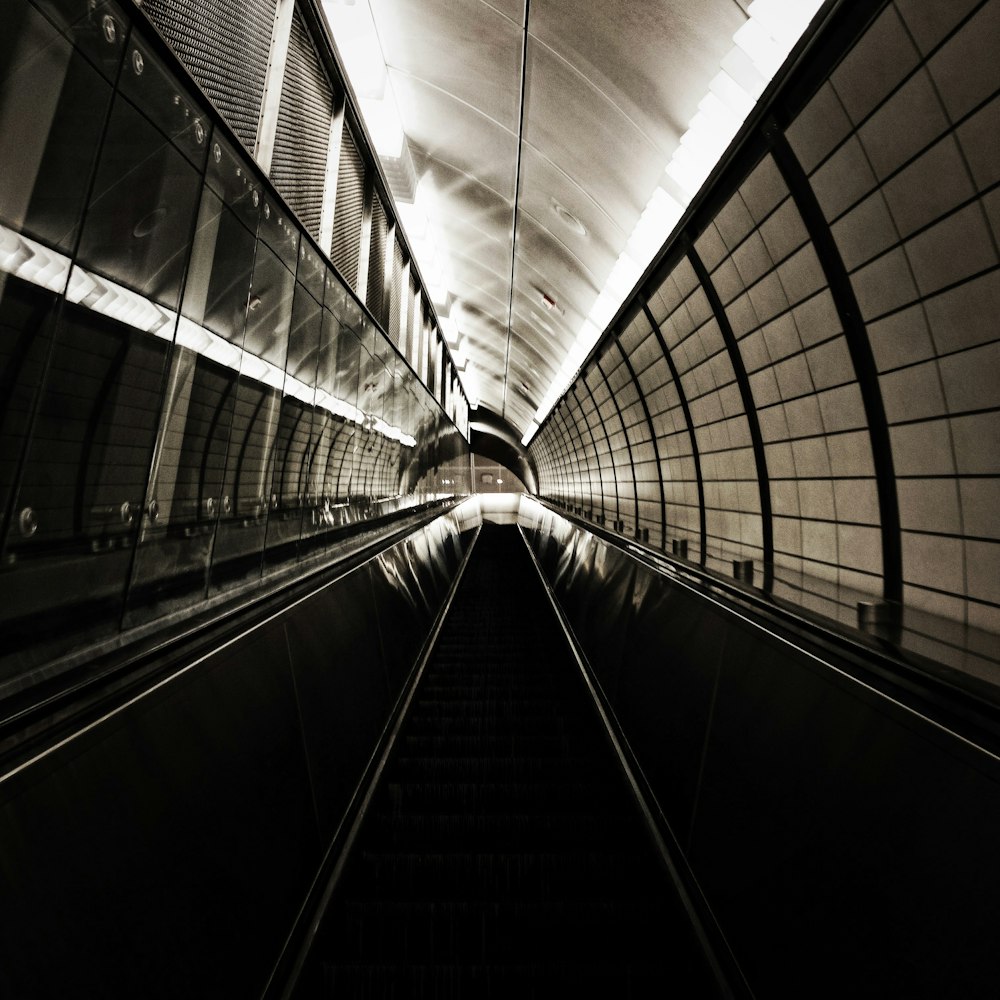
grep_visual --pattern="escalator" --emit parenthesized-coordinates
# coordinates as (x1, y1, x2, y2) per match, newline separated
(294, 522, 722, 997)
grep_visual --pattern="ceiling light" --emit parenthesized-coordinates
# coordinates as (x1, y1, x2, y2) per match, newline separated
(550, 198, 587, 236)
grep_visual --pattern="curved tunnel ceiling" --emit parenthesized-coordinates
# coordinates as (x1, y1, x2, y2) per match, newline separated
(322, 0, 795, 436)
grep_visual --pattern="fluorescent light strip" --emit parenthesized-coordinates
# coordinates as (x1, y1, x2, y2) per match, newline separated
(522, 0, 824, 446)
(0, 223, 417, 450)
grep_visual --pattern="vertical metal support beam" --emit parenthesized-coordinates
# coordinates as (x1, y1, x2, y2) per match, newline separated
(641, 300, 708, 565)
(688, 246, 774, 592)
(319, 100, 345, 257)
(254, 0, 296, 175)
(613, 328, 668, 548)
(770, 135, 902, 605)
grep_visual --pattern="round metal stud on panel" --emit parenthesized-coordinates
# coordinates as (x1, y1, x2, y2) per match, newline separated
(18, 507, 37, 538)
(252, 190, 260, 208)
(203, 497, 216, 518)
(271, 494, 278, 510)
(147, 499, 160, 523)
(120, 502, 134, 526)
(264, 204, 271, 220)
(102, 15, 117, 44)
(131, 50, 144, 75)
(194, 119, 205, 144)
(221, 496, 232, 515)
(213, 143, 222, 164)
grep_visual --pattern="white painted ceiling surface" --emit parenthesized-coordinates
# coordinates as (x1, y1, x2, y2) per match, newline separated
(322, 0, 795, 436)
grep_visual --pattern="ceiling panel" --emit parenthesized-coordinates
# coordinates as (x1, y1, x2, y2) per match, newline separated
(521, 38, 666, 235)
(374, 0, 524, 132)
(391, 72, 519, 201)
(530, 0, 746, 156)
(339, 0, 756, 436)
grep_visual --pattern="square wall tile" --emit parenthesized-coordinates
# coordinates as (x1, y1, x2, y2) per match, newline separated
(757, 402, 791, 443)
(714, 192, 756, 251)
(806, 337, 854, 391)
(792, 435, 833, 477)
(879, 360, 946, 423)
(739, 154, 787, 223)
(850, 246, 919, 321)
(798, 478, 836, 519)
(802, 518, 838, 563)
(957, 94, 1000, 189)
(792, 289, 842, 348)
(747, 269, 790, 325)
(882, 135, 975, 239)
(834, 478, 881, 525)
(966, 538, 1000, 605)
(902, 530, 965, 592)
(711, 256, 745, 306)
(960, 477, 1000, 539)
(866, 303, 936, 372)
(831, 4, 919, 123)
(897, 477, 962, 533)
(777, 244, 826, 307)
(831, 189, 899, 271)
(774, 352, 813, 400)
(811, 135, 879, 221)
(894, 0, 981, 56)
(817, 383, 866, 433)
(732, 231, 773, 289)
(782, 394, 825, 438)
(761, 311, 802, 362)
(773, 514, 803, 553)
(695, 223, 728, 273)
(838, 566, 882, 598)
(838, 524, 884, 574)
(749, 367, 781, 408)
(904, 201, 997, 298)
(765, 440, 796, 477)
(903, 582, 967, 622)
(858, 69, 950, 180)
(938, 340, 1000, 413)
(672, 257, 698, 298)
(725, 292, 759, 339)
(928, 1, 1000, 121)
(890, 419, 956, 475)
(759, 197, 809, 264)
(739, 330, 771, 375)
(787, 82, 853, 174)
(828, 430, 875, 477)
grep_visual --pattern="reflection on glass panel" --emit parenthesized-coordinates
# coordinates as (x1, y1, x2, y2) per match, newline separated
(263, 279, 323, 565)
(210, 239, 297, 590)
(0, 0, 469, 686)
(2, 292, 173, 654)
(76, 93, 202, 312)
(1, 2, 118, 254)
(126, 181, 257, 624)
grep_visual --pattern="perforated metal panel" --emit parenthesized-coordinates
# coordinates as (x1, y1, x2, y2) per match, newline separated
(388, 237, 404, 347)
(270, 8, 334, 240)
(366, 195, 387, 326)
(142, 0, 276, 151)
(331, 125, 365, 290)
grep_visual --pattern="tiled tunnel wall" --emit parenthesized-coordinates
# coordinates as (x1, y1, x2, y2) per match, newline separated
(530, 0, 999, 636)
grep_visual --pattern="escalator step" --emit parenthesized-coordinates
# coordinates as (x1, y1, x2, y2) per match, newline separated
(295, 523, 718, 997)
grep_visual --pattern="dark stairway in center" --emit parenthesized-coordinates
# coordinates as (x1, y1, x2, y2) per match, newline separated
(297, 522, 721, 997)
